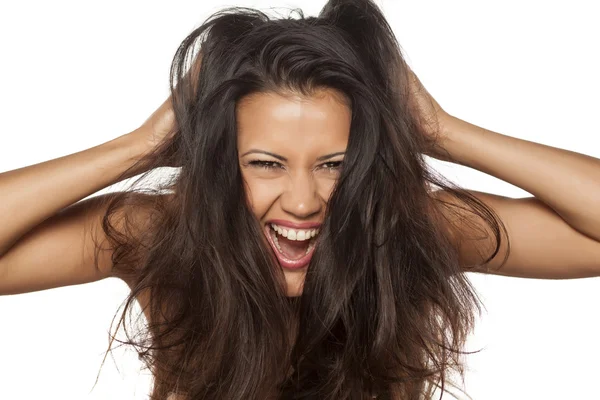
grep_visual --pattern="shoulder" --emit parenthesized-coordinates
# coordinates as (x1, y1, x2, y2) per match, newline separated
(432, 188, 600, 279)
(108, 191, 174, 287)
(429, 188, 510, 271)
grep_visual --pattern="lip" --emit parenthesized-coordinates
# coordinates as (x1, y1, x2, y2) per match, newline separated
(263, 224, 316, 270)
(266, 219, 322, 229)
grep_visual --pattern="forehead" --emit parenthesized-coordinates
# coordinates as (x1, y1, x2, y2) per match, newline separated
(236, 88, 351, 156)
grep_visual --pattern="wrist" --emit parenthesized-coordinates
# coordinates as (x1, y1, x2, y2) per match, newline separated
(436, 115, 488, 167)
(125, 126, 182, 169)
(126, 127, 155, 155)
(426, 113, 458, 162)
(110, 130, 154, 177)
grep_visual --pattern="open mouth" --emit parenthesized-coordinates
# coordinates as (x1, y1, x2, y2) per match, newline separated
(264, 223, 319, 269)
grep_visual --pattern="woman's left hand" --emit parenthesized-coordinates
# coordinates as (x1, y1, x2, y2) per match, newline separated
(406, 68, 452, 156)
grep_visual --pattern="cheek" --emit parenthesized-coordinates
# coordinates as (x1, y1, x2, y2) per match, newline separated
(317, 179, 336, 201)
(243, 178, 284, 216)
(242, 173, 338, 216)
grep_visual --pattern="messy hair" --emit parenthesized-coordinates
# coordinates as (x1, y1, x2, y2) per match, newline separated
(94, 1, 509, 399)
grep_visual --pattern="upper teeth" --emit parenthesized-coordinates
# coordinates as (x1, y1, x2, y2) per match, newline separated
(270, 223, 319, 241)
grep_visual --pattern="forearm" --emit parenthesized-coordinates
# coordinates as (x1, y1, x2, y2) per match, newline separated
(436, 115, 600, 242)
(0, 130, 149, 257)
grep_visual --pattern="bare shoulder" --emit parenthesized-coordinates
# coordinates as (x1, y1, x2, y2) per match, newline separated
(430, 188, 600, 278)
(429, 188, 510, 271)
(108, 191, 174, 287)
(0, 190, 174, 296)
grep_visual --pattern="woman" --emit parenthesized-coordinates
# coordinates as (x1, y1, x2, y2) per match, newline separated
(1, 0, 599, 399)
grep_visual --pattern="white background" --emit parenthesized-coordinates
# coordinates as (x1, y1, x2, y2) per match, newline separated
(1, 1, 599, 399)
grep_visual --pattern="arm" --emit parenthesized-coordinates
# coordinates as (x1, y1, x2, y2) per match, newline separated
(408, 69, 600, 278)
(434, 189, 600, 279)
(438, 116, 600, 243)
(0, 46, 200, 294)
(432, 116, 600, 278)
(0, 190, 156, 295)
(0, 131, 151, 295)
(0, 132, 147, 259)
(0, 98, 172, 295)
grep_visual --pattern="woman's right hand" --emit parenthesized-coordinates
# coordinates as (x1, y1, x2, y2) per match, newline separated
(132, 51, 201, 160)
(135, 96, 177, 153)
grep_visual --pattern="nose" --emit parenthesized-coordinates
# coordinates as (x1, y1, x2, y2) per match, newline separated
(280, 170, 322, 219)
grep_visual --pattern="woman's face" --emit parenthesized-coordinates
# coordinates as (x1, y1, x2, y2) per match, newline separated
(237, 87, 351, 297)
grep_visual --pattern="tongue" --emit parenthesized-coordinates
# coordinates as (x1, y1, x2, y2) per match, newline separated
(278, 235, 310, 260)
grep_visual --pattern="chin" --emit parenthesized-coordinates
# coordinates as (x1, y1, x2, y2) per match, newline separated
(286, 288, 303, 297)
(284, 270, 306, 297)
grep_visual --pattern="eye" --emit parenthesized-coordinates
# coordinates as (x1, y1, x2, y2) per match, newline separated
(248, 160, 284, 170)
(319, 161, 343, 172)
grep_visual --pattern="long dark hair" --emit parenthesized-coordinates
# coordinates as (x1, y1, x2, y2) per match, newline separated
(93, 1, 509, 398)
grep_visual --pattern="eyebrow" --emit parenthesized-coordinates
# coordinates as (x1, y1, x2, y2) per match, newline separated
(240, 149, 346, 162)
